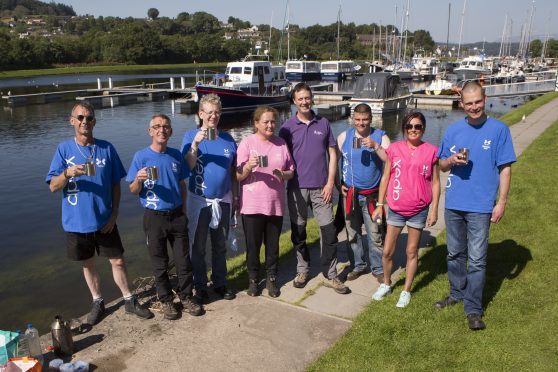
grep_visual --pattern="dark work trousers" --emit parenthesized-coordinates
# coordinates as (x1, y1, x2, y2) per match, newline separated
(241, 214, 283, 280)
(143, 207, 194, 303)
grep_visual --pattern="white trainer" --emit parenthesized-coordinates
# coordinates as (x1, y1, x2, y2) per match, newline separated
(396, 291, 412, 308)
(372, 283, 392, 301)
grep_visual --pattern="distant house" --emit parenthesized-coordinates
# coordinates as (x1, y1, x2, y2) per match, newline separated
(220, 22, 233, 29)
(237, 26, 260, 40)
(223, 32, 235, 40)
(19, 31, 31, 39)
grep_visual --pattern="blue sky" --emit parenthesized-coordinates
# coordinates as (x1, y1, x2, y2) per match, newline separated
(56, 0, 556, 44)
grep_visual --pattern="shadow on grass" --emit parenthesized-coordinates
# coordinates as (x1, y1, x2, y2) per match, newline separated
(404, 238, 532, 307)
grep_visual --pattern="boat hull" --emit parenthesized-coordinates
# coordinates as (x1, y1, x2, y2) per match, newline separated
(195, 86, 290, 113)
(286, 72, 322, 81)
(349, 94, 412, 114)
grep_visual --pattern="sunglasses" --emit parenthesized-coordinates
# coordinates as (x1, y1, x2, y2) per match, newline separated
(405, 124, 424, 131)
(73, 115, 95, 122)
(150, 124, 172, 131)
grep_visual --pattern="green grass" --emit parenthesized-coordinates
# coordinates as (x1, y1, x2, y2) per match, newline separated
(308, 118, 558, 370)
(498, 91, 558, 125)
(0, 62, 226, 79)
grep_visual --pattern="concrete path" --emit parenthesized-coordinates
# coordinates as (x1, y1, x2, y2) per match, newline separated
(45, 97, 558, 371)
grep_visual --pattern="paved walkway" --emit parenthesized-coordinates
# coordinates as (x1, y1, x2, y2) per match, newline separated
(47, 97, 558, 371)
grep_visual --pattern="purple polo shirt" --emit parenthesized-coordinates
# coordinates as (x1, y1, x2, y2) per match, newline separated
(279, 112, 336, 189)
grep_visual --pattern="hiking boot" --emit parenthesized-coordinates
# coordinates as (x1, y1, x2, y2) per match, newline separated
(161, 301, 180, 320)
(346, 270, 365, 281)
(247, 279, 259, 297)
(322, 277, 351, 295)
(372, 283, 392, 301)
(467, 313, 486, 330)
(86, 299, 105, 325)
(194, 289, 210, 304)
(181, 296, 204, 317)
(372, 272, 385, 284)
(395, 291, 412, 308)
(433, 296, 462, 309)
(266, 276, 280, 298)
(293, 272, 309, 288)
(214, 286, 236, 300)
(124, 297, 154, 319)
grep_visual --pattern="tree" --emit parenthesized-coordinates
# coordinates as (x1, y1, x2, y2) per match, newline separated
(147, 8, 159, 20)
(191, 11, 220, 33)
(529, 39, 542, 58)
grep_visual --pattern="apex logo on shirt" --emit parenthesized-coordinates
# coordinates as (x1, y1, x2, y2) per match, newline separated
(96, 158, 106, 167)
(172, 162, 178, 173)
(224, 148, 231, 158)
(421, 165, 429, 176)
(313, 130, 324, 136)
(482, 139, 491, 150)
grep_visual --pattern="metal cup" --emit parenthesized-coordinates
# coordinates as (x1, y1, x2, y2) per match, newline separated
(207, 128, 216, 140)
(147, 166, 159, 181)
(352, 137, 362, 149)
(84, 161, 96, 176)
(458, 148, 469, 164)
(258, 155, 268, 168)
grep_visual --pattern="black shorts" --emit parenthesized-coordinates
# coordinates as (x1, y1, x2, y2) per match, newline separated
(66, 225, 125, 261)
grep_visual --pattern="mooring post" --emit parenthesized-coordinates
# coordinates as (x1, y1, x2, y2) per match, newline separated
(97, 78, 102, 90)
(170, 77, 175, 90)
(108, 77, 113, 89)
(181, 77, 186, 90)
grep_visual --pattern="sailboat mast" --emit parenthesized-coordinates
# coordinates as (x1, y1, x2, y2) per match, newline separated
(446, 2, 451, 55)
(337, 2, 341, 60)
(457, 0, 467, 59)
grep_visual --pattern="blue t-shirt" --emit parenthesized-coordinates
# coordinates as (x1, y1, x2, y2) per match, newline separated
(279, 112, 336, 189)
(126, 147, 189, 211)
(181, 129, 237, 198)
(46, 138, 126, 233)
(437, 117, 516, 213)
(341, 127, 385, 190)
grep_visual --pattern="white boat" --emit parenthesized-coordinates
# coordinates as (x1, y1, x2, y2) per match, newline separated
(384, 63, 416, 80)
(425, 74, 459, 95)
(320, 60, 357, 81)
(412, 55, 440, 81)
(349, 72, 412, 114)
(454, 56, 491, 81)
(285, 60, 321, 81)
(195, 54, 291, 112)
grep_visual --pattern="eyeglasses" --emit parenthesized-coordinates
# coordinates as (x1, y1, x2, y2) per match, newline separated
(405, 124, 424, 131)
(203, 110, 222, 117)
(73, 115, 95, 122)
(150, 124, 172, 131)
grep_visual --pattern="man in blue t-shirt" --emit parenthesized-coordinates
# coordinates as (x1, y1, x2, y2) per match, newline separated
(128, 114, 203, 320)
(182, 93, 237, 303)
(279, 82, 349, 294)
(46, 101, 153, 326)
(435, 81, 516, 331)
(336, 103, 390, 282)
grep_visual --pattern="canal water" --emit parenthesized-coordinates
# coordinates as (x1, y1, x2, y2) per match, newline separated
(0, 74, 529, 333)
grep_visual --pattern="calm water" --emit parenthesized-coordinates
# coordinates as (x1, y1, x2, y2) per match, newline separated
(0, 75, 529, 332)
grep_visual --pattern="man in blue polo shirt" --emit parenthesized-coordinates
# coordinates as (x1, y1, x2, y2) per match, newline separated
(46, 101, 153, 326)
(279, 82, 349, 294)
(182, 93, 237, 303)
(337, 103, 390, 283)
(128, 114, 203, 320)
(435, 81, 516, 330)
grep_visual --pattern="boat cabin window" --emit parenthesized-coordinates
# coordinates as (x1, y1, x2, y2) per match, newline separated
(322, 63, 336, 71)
(228, 67, 242, 74)
(287, 62, 301, 69)
(264, 66, 270, 74)
(244, 66, 252, 75)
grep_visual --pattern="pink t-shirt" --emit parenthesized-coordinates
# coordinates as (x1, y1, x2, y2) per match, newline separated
(385, 140, 438, 216)
(237, 134, 295, 216)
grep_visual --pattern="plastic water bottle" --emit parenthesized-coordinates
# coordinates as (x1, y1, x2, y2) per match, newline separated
(25, 323, 43, 364)
(15, 330, 29, 358)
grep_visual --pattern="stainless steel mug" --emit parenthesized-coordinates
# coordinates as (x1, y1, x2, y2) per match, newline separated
(258, 155, 268, 167)
(147, 166, 159, 181)
(207, 128, 216, 140)
(84, 161, 96, 176)
(352, 137, 362, 149)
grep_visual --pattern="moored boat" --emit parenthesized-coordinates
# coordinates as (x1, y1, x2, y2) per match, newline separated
(285, 60, 321, 81)
(320, 60, 357, 81)
(349, 72, 412, 114)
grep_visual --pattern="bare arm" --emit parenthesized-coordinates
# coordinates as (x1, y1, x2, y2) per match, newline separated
(49, 164, 85, 193)
(372, 157, 391, 221)
(185, 130, 206, 170)
(100, 182, 120, 234)
(129, 167, 147, 195)
(491, 164, 512, 223)
(236, 154, 258, 182)
(439, 153, 467, 172)
(321, 146, 337, 204)
(426, 162, 441, 227)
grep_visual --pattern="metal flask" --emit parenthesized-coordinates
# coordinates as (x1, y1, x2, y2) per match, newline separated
(51, 315, 74, 356)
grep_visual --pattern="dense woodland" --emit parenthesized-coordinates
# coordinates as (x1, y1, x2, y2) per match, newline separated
(0, 0, 557, 70)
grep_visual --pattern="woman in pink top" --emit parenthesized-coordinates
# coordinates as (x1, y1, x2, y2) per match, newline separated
(236, 107, 295, 297)
(371, 111, 440, 308)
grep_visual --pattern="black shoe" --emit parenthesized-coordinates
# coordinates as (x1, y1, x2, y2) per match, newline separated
(86, 299, 105, 325)
(434, 296, 462, 309)
(161, 301, 180, 320)
(372, 272, 385, 284)
(181, 296, 204, 316)
(247, 280, 259, 297)
(214, 286, 236, 300)
(194, 290, 210, 304)
(467, 314, 486, 330)
(266, 276, 280, 298)
(124, 297, 154, 319)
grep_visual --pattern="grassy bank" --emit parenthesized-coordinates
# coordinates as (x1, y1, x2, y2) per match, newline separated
(498, 91, 558, 125)
(0, 62, 226, 79)
(308, 114, 558, 369)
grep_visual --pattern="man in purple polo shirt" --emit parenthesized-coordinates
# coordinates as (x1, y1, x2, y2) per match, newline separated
(279, 83, 350, 294)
